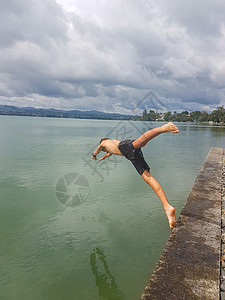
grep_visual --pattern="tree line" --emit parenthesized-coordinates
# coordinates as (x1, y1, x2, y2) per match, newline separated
(136, 106, 225, 123)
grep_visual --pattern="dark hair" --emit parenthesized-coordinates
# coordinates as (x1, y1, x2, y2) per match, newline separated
(100, 137, 109, 144)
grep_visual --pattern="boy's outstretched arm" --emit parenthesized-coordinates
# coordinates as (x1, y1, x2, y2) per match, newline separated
(92, 144, 103, 160)
(98, 153, 112, 161)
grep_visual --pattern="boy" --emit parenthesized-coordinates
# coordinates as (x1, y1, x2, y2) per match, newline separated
(92, 122, 179, 229)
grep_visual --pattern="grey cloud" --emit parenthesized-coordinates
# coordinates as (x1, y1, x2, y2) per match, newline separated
(0, 0, 68, 48)
(0, 0, 224, 113)
(161, 0, 225, 37)
(117, 26, 167, 58)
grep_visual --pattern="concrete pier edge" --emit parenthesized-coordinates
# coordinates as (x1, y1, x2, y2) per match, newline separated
(220, 157, 225, 299)
(141, 147, 225, 300)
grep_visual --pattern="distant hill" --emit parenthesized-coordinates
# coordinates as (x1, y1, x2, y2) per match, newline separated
(0, 105, 136, 120)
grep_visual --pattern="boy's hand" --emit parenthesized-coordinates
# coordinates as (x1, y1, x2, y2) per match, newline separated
(98, 157, 104, 162)
(92, 154, 97, 160)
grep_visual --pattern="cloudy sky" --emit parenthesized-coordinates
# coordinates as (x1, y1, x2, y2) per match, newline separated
(0, 0, 225, 114)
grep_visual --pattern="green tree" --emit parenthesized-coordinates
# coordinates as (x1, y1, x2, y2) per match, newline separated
(209, 106, 225, 123)
(217, 106, 225, 123)
(171, 111, 190, 122)
(199, 111, 209, 122)
(209, 110, 220, 123)
(164, 111, 172, 121)
(148, 110, 156, 121)
(182, 111, 189, 115)
(138, 106, 225, 124)
(190, 111, 202, 122)
(142, 109, 147, 120)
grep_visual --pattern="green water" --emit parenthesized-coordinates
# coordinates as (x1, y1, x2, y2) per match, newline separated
(0, 116, 224, 300)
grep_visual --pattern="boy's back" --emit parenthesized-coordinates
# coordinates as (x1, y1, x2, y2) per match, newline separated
(101, 139, 122, 156)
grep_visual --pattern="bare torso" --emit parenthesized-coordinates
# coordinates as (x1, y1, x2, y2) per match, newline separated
(101, 139, 122, 156)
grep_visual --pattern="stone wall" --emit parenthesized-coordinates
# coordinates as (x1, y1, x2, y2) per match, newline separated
(141, 147, 224, 300)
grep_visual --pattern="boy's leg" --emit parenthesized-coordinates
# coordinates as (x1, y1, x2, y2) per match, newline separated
(141, 170, 177, 229)
(132, 122, 179, 149)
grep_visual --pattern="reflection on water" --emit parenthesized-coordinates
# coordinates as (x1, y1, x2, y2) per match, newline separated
(90, 248, 125, 300)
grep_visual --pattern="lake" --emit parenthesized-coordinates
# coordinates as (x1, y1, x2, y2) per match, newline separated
(0, 115, 224, 300)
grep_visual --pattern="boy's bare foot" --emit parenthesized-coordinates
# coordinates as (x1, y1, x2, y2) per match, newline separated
(165, 206, 177, 229)
(161, 122, 179, 133)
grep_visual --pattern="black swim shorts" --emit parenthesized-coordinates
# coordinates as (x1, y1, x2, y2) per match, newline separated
(118, 139, 150, 175)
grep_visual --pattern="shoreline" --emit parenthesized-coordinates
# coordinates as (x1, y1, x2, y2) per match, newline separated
(0, 114, 224, 126)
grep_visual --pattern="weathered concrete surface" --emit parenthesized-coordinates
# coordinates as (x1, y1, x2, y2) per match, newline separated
(220, 159, 225, 299)
(141, 148, 224, 300)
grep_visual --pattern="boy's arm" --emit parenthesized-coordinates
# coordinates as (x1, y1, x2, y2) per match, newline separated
(92, 144, 103, 160)
(98, 152, 112, 161)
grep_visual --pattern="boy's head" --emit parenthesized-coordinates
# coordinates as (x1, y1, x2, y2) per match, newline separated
(100, 137, 109, 144)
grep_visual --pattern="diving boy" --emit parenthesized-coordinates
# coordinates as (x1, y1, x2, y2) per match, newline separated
(92, 122, 179, 229)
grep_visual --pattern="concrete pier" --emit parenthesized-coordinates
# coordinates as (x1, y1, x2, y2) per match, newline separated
(141, 147, 224, 300)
